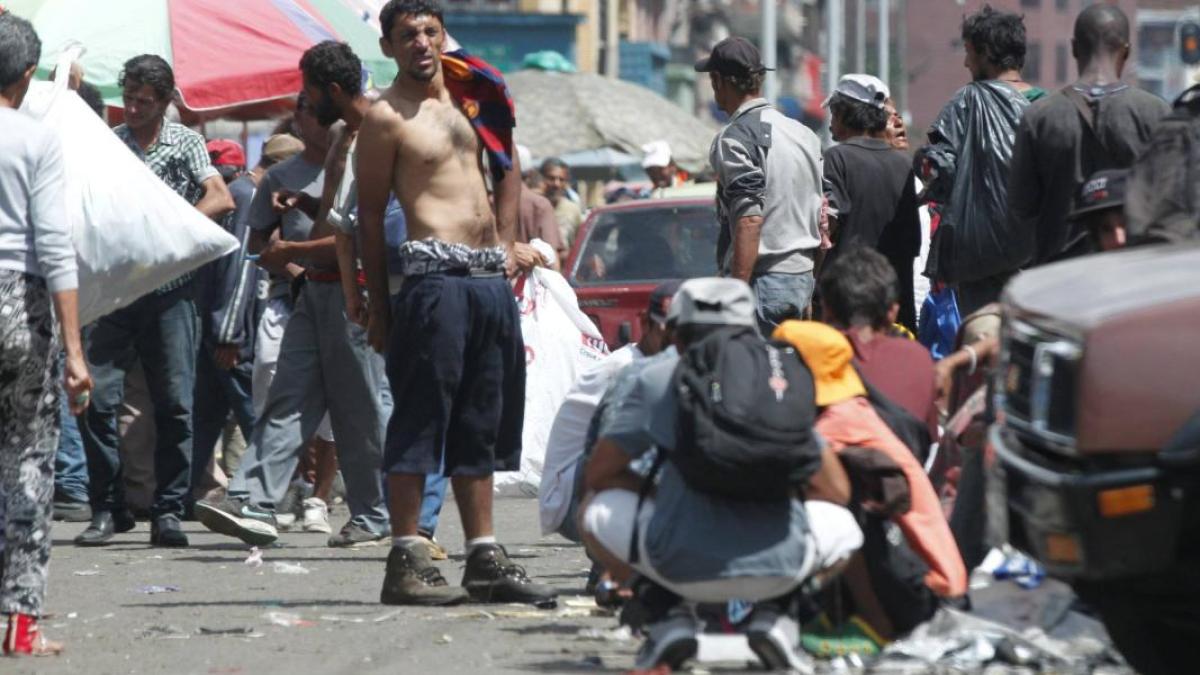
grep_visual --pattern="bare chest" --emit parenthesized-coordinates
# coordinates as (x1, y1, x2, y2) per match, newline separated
(398, 102, 479, 168)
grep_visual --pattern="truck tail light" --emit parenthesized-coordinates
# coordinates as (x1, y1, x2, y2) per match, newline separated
(1045, 533, 1081, 564)
(1097, 484, 1155, 518)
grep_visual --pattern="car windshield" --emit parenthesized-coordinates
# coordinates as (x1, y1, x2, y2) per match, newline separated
(569, 204, 719, 285)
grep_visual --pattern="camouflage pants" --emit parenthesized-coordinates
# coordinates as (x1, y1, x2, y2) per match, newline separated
(0, 270, 60, 617)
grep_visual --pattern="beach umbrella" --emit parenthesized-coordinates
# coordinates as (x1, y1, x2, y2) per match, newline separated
(4, 0, 397, 120)
(507, 69, 717, 174)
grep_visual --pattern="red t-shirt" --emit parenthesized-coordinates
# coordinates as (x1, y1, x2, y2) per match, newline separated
(845, 330, 940, 443)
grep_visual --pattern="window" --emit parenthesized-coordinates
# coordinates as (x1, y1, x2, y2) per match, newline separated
(1056, 43, 1069, 83)
(1023, 42, 1042, 84)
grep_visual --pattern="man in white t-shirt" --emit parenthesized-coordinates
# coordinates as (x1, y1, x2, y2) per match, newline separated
(538, 281, 680, 540)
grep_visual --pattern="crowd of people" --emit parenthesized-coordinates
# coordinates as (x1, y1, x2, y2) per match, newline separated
(0, 0, 1193, 666)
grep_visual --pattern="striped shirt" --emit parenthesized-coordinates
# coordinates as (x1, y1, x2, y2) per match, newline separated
(115, 121, 218, 293)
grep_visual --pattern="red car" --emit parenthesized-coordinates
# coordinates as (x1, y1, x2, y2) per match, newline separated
(565, 197, 719, 349)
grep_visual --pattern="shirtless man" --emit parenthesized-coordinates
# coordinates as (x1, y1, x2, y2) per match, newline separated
(356, 0, 553, 606)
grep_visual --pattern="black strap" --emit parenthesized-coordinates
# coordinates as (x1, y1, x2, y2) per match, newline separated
(628, 451, 667, 565)
(1061, 85, 1114, 164)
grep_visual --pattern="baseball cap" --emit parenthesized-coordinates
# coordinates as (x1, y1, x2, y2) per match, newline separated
(772, 321, 867, 407)
(261, 134, 305, 165)
(694, 37, 773, 78)
(207, 139, 246, 168)
(823, 74, 890, 110)
(641, 140, 672, 169)
(647, 280, 682, 325)
(1069, 169, 1129, 220)
(673, 278, 756, 328)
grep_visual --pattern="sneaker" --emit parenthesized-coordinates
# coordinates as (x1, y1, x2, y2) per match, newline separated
(275, 513, 297, 531)
(461, 543, 557, 605)
(194, 496, 278, 546)
(746, 605, 813, 672)
(633, 604, 700, 670)
(380, 543, 470, 606)
(301, 497, 332, 534)
(327, 521, 387, 548)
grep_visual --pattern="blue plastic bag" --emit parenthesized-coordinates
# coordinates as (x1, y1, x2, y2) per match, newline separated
(918, 287, 962, 360)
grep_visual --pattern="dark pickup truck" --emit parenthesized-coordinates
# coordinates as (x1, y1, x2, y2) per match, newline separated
(990, 243, 1200, 673)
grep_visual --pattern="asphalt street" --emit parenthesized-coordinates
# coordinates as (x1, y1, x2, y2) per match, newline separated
(18, 496, 632, 675)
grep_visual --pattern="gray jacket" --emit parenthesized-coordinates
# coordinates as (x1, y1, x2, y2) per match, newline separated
(710, 98, 823, 276)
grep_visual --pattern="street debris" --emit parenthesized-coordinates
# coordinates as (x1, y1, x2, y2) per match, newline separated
(135, 585, 180, 594)
(576, 625, 633, 642)
(138, 624, 189, 640)
(73, 569, 102, 576)
(271, 561, 310, 575)
(244, 547, 263, 568)
(198, 626, 264, 638)
(262, 611, 315, 628)
(436, 634, 453, 645)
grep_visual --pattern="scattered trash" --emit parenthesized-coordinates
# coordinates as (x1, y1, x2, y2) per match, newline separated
(244, 547, 263, 568)
(67, 613, 78, 619)
(138, 624, 189, 639)
(198, 626, 263, 638)
(576, 625, 633, 642)
(578, 655, 604, 668)
(319, 615, 365, 624)
(135, 585, 180, 594)
(533, 597, 558, 610)
(271, 561, 310, 575)
(993, 551, 1045, 590)
(372, 610, 403, 624)
(73, 569, 102, 576)
(262, 611, 314, 628)
(436, 634, 453, 645)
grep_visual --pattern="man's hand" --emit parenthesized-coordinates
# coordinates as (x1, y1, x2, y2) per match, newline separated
(819, 196, 834, 250)
(258, 239, 293, 270)
(506, 241, 543, 278)
(64, 352, 94, 416)
(214, 344, 240, 370)
(366, 304, 390, 354)
(272, 190, 318, 217)
(345, 289, 368, 328)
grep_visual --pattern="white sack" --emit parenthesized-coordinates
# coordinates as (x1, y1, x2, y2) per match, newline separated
(495, 267, 609, 497)
(20, 74, 237, 325)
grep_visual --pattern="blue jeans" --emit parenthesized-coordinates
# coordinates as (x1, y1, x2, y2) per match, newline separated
(54, 353, 89, 503)
(80, 286, 199, 518)
(191, 349, 255, 504)
(377, 358, 447, 536)
(751, 271, 815, 336)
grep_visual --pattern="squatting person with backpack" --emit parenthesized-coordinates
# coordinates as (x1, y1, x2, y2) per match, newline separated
(578, 278, 863, 671)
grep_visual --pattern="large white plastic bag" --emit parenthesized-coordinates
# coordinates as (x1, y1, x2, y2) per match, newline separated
(495, 267, 609, 497)
(20, 79, 238, 325)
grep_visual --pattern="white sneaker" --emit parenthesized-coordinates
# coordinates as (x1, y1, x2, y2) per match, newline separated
(301, 497, 332, 534)
(275, 513, 297, 531)
(746, 605, 813, 673)
(633, 604, 699, 670)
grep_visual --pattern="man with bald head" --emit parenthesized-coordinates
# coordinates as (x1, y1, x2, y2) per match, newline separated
(1007, 4, 1169, 265)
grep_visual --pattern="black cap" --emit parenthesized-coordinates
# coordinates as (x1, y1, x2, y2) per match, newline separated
(694, 37, 773, 77)
(648, 280, 682, 325)
(1069, 169, 1129, 220)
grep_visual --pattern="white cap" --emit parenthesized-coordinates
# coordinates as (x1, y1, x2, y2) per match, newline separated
(822, 74, 890, 109)
(641, 140, 672, 169)
(516, 144, 533, 173)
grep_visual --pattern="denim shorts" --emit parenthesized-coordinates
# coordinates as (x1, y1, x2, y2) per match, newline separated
(384, 272, 525, 476)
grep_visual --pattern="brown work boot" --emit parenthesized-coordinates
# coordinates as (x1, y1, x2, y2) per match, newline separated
(461, 543, 558, 606)
(380, 543, 469, 606)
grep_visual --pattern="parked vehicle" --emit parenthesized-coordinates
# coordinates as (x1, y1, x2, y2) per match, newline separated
(565, 197, 718, 348)
(990, 242, 1200, 674)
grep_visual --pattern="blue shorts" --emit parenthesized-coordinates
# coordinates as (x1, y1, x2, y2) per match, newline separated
(384, 272, 525, 476)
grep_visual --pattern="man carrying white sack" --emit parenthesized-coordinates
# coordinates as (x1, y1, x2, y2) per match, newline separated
(77, 55, 234, 549)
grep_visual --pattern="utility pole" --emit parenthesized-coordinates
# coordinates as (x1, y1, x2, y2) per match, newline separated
(762, 0, 778, 101)
(604, 0, 619, 78)
(827, 0, 843, 96)
(879, 0, 890, 86)
(855, 0, 866, 72)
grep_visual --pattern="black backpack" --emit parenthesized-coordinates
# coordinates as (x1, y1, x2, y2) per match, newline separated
(668, 326, 823, 500)
(1126, 84, 1200, 244)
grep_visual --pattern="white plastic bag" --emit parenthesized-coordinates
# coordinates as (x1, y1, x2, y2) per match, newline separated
(495, 267, 609, 497)
(19, 57, 237, 325)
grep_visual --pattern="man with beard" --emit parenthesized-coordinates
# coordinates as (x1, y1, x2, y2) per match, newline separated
(355, 0, 553, 606)
(195, 63, 391, 550)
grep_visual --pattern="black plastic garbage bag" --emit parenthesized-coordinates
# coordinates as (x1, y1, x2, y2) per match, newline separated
(916, 81, 1030, 284)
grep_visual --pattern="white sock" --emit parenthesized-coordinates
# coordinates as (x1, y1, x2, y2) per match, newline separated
(465, 535, 497, 553)
(393, 535, 425, 549)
